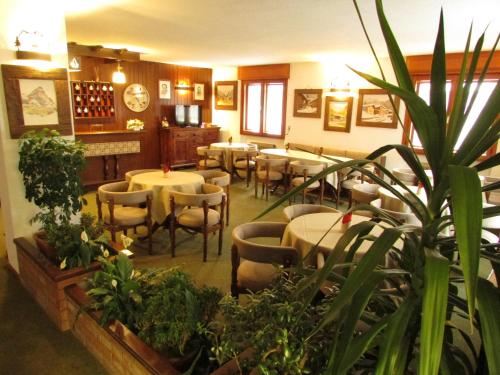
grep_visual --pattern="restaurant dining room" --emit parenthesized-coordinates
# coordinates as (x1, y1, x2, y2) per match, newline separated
(0, 0, 499, 374)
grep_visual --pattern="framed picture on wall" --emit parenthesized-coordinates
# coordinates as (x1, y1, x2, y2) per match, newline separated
(323, 96, 353, 132)
(194, 83, 204, 101)
(1, 65, 72, 138)
(214, 81, 238, 110)
(293, 89, 322, 118)
(356, 88, 400, 128)
(159, 80, 171, 100)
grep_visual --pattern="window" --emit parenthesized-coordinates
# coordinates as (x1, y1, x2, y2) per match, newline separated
(241, 80, 287, 138)
(404, 51, 499, 158)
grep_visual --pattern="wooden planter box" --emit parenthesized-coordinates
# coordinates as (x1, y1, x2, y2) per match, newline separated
(14, 236, 121, 331)
(65, 285, 180, 375)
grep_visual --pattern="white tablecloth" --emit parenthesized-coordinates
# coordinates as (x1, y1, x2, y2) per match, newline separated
(128, 171, 204, 223)
(259, 148, 351, 187)
(210, 142, 257, 170)
(281, 212, 396, 264)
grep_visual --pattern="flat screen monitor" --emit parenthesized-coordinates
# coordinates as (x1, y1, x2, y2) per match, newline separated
(175, 104, 186, 125)
(188, 105, 201, 126)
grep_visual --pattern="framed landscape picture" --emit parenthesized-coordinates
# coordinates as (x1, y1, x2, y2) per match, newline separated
(1, 65, 72, 138)
(324, 96, 353, 132)
(214, 81, 237, 110)
(356, 88, 400, 128)
(293, 89, 322, 118)
(194, 83, 204, 100)
(159, 80, 171, 99)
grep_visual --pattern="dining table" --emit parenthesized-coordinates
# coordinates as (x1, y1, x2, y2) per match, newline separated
(128, 171, 205, 224)
(210, 142, 258, 171)
(259, 148, 351, 188)
(281, 212, 400, 266)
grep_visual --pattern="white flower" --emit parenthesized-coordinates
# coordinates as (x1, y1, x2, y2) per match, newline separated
(103, 249, 110, 258)
(121, 234, 133, 249)
(59, 258, 67, 270)
(111, 279, 117, 288)
(80, 230, 89, 243)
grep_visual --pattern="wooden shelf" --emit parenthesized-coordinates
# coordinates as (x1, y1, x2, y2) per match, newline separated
(71, 80, 115, 120)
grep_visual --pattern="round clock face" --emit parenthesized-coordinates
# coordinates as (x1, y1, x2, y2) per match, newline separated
(123, 83, 150, 112)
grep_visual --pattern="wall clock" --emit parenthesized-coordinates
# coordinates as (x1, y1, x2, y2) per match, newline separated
(123, 83, 150, 112)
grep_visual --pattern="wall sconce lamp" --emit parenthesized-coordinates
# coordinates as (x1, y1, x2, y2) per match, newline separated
(15, 30, 51, 61)
(174, 81, 193, 91)
(112, 60, 126, 84)
(323, 79, 356, 99)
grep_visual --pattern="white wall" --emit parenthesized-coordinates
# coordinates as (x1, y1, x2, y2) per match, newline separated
(0, 0, 70, 270)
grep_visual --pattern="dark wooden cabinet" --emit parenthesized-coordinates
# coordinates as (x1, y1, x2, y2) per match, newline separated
(160, 127, 220, 168)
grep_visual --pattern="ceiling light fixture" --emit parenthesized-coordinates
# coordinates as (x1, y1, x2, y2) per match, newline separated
(112, 60, 126, 84)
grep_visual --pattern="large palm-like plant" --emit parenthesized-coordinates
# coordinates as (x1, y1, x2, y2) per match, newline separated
(257, 0, 500, 373)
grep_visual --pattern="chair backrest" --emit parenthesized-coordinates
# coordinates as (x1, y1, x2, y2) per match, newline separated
(232, 149, 258, 162)
(232, 222, 298, 265)
(192, 170, 230, 187)
(98, 181, 152, 206)
(256, 155, 288, 169)
(283, 204, 339, 222)
(352, 183, 380, 204)
(249, 141, 276, 150)
(170, 183, 223, 207)
(289, 160, 324, 176)
(125, 169, 161, 183)
(392, 168, 417, 185)
(371, 198, 420, 225)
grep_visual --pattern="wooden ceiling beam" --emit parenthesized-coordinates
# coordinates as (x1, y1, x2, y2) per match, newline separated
(67, 42, 141, 62)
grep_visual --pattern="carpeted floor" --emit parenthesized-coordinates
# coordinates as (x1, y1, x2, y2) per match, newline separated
(0, 174, 335, 374)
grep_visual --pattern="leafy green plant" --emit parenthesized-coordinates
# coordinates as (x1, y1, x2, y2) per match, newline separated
(251, 1, 500, 373)
(45, 213, 109, 269)
(87, 253, 142, 328)
(18, 128, 86, 227)
(136, 268, 222, 357)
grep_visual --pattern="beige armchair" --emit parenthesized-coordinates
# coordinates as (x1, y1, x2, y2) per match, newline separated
(232, 149, 258, 187)
(392, 168, 417, 186)
(196, 146, 224, 170)
(289, 160, 325, 204)
(96, 181, 153, 254)
(192, 170, 231, 225)
(351, 183, 380, 217)
(283, 203, 339, 222)
(169, 183, 225, 262)
(231, 222, 299, 298)
(255, 155, 289, 200)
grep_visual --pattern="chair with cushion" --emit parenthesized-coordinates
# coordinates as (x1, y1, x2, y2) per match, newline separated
(124, 169, 162, 183)
(283, 203, 339, 222)
(192, 170, 231, 225)
(169, 183, 225, 262)
(289, 160, 325, 204)
(249, 141, 276, 150)
(392, 168, 417, 186)
(351, 183, 380, 217)
(96, 181, 153, 254)
(232, 149, 258, 187)
(231, 222, 299, 298)
(197, 146, 224, 170)
(254, 155, 289, 200)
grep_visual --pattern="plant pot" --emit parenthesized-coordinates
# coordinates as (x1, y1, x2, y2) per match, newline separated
(33, 231, 57, 262)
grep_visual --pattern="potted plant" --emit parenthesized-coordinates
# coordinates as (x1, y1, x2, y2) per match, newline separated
(226, 1, 499, 373)
(87, 254, 223, 372)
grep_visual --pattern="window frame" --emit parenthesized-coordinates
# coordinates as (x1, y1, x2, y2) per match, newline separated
(240, 79, 287, 139)
(402, 72, 499, 159)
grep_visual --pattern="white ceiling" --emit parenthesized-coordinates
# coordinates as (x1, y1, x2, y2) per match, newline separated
(64, 0, 499, 67)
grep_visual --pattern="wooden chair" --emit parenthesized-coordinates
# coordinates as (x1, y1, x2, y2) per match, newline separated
(351, 183, 380, 217)
(232, 149, 258, 187)
(282, 204, 339, 222)
(196, 146, 224, 170)
(125, 169, 161, 183)
(96, 181, 153, 254)
(254, 155, 289, 200)
(231, 222, 299, 298)
(169, 183, 225, 262)
(192, 170, 231, 225)
(249, 141, 276, 150)
(392, 168, 417, 186)
(288, 160, 325, 204)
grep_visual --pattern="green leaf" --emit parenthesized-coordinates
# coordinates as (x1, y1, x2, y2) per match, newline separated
(419, 248, 450, 375)
(477, 278, 500, 375)
(375, 297, 417, 375)
(449, 165, 482, 327)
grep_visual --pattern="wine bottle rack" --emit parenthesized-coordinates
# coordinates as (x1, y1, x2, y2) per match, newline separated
(71, 81, 115, 120)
